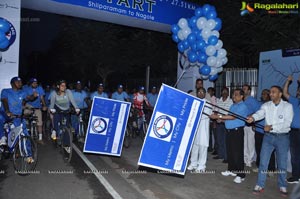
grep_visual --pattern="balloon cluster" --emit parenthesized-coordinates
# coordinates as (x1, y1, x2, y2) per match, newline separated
(171, 4, 228, 81)
(0, 18, 11, 50)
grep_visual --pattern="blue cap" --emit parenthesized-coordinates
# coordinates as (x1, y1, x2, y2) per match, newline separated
(29, 78, 38, 83)
(139, 86, 145, 90)
(98, 83, 104, 88)
(76, 81, 81, 84)
(10, 76, 21, 84)
(118, 84, 123, 89)
(152, 86, 157, 89)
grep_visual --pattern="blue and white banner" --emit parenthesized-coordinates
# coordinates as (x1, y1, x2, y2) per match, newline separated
(83, 97, 131, 156)
(51, 0, 197, 25)
(0, 0, 20, 102)
(138, 84, 205, 175)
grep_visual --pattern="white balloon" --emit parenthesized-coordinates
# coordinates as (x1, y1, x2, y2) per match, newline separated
(177, 30, 184, 41)
(182, 27, 191, 39)
(221, 57, 228, 65)
(210, 67, 218, 76)
(205, 19, 216, 30)
(217, 48, 227, 58)
(201, 75, 209, 80)
(201, 28, 211, 39)
(217, 67, 223, 73)
(215, 58, 223, 67)
(178, 18, 188, 29)
(215, 40, 223, 50)
(205, 45, 216, 56)
(207, 56, 217, 67)
(211, 30, 220, 38)
(196, 17, 207, 30)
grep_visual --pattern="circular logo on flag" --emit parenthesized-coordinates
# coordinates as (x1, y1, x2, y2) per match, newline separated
(91, 118, 107, 134)
(153, 115, 174, 139)
(278, 115, 283, 119)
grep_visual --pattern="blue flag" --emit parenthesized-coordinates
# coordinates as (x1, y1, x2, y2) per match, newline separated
(138, 84, 205, 175)
(83, 97, 131, 156)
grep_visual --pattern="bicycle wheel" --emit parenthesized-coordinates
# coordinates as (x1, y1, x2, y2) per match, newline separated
(123, 127, 131, 148)
(61, 127, 73, 163)
(13, 135, 38, 175)
(141, 122, 148, 141)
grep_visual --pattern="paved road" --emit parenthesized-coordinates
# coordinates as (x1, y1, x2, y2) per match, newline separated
(0, 137, 299, 199)
(0, 140, 112, 199)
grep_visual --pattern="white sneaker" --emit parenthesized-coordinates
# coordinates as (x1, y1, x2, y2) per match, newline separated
(0, 136, 7, 146)
(233, 176, 245, 184)
(245, 162, 252, 167)
(64, 147, 71, 153)
(221, 170, 237, 177)
(187, 164, 197, 171)
(195, 167, 205, 173)
(51, 130, 57, 140)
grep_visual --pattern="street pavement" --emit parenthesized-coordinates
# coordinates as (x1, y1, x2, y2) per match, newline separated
(0, 137, 299, 199)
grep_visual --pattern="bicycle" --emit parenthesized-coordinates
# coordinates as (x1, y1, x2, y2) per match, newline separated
(131, 108, 149, 141)
(26, 108, 38, 140)
(52, 110, 73, 163)
(77, 109, 88, 144)
(0, 115, 38, 175)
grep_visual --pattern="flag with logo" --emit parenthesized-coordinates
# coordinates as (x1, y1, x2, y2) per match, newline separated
(138, 84, 205, 175)
(83, 97, 131, 156)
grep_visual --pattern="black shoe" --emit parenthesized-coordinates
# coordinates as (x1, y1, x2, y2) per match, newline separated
(213, 156, 221, 159)
(222, 160, 228, 163)
(286, 177, 299, 184)
(212, 151, 218, 155)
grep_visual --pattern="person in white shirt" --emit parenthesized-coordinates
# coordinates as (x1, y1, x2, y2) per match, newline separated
(247, 85, 293, 197)
(187, 87, 212, 172)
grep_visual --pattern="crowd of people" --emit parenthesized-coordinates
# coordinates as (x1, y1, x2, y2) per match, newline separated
(0, 77, 158, 157)
(0, 75, 299, 197)
(187, 76, 300, 197)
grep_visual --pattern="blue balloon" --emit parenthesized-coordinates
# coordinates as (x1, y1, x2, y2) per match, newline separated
(0, 19, 10, 33)
(206, 10, 217, 19)
(183, 40, 190, 49)
(188, 16, 197, 28)
(196, 40, 206, 51)
(0, 38, 9, 49)
(208, 35, 218, 45)
(202, 4, 211, 15)
(195, 7, 203, 17)
(188, 50, 198, 63)
(214, 18, 222, 31)
(177, 42, 185, 53)
(187, 33, 197, 45)
(198, 53, 208, 64)
(171, 24, 180, 34)
(199, 65, 211, 76)
(196, 30, 203, 40)
(191, 43, 197, 51)
(209, 74, 218, 81)
(172, 34, 180, 43)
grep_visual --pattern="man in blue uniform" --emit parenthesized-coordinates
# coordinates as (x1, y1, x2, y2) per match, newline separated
(112, 84, 129, 102)
(0, 77, 34, 163)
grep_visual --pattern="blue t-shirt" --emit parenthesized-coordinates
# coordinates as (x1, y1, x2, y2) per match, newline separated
(225, 101, 248, 129)
(1, 88, 27, 115)
(111, 91, 129, 102)
(25, 86, 45, 108)
(91, 91, 108, 100)
(72, 90, 88, 109)
(289, 96, 300, 128)
(244, 96, 260, 115)
(147, 93, 158, 107)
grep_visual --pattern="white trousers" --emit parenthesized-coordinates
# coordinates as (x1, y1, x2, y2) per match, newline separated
(190, 144, 208, 170)
(244, 126, 256, 165)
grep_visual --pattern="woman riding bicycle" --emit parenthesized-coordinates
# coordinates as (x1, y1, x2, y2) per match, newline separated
(49, 80, 79, 140)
